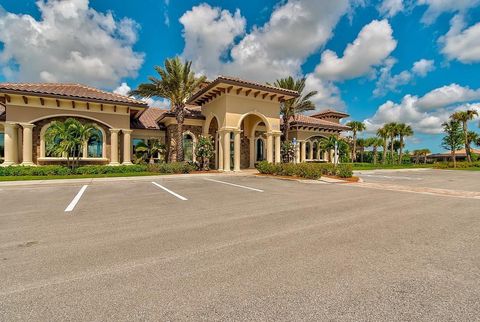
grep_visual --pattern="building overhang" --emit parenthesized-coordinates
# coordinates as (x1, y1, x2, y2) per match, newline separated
(187, 76, 299, 106)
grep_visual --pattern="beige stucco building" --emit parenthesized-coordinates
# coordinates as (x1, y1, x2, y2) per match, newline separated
(0, 76, 349, 170)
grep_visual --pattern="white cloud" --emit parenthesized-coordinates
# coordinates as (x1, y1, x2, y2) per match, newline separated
(374, 58, 434, 96)
(313, 20, 397, 81)
(114, 83, 170, 109)
(180, 4, 246, 77)
(417, 83, 480, 110)
(365, 84, 480, 134)
(418, 0, 480, 24)
(378, 0, 405, 17)
(304, 74, 345, 110)
(440, 14, 480, 63)
(0, 0, 144, 88)
(179, 0, 352, 82)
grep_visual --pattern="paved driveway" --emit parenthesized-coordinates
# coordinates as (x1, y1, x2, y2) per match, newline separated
(1, 173, 479, 321)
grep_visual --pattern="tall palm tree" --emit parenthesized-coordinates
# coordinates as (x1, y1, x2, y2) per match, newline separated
(345, 121, 366, 162)
(130, 57, 206, 162)
(376, 127, 389, 164)
(383, 122, 399, 164)
(451, 110, 478, 162)
(396, 123, 413, 164)
(318, 136, 349, 163)
(356, 138, 367, 163)
(466, 131, 479, 161)
(421, 148, 431, 164)
(269, 77, 317, 140)
(366, 137, 383, 165)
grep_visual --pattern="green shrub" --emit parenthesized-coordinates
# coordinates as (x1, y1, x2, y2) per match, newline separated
(336, 164, 353, 178)
(146, 162, 194, 174)
(295, 163, 322, 179)
(434, 161, 480, 169)
(0, 165, 71, 176)
(256, 161, 322, 179)
(74, 165, 148, 175)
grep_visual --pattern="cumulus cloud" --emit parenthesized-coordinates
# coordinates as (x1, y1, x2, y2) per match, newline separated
(440, 14, 480, 63)
(378, 0, 405, 17)
(0, 0, 144, 87)
(365, 84, 480, 134)
(418, 0, 480, 24)
(179, 0, 352, 82)
(114, 83, 170, 109)
(304, 74, 345, 110)
(374, 58, 434, 96)
(180, 4, 246, 77)
(313, 20, 397, 81)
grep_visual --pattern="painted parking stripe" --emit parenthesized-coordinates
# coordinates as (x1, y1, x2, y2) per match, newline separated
(65, 185, 88, 212)
(204, 178, 264, 192)
(152, 182, 188, 201)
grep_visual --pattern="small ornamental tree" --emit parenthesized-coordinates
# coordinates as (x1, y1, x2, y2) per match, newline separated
(195, 135, 215, 170)
(281, 140, 295, 163)
(135, 139, 166, 164)
(441, 120, 464, 168)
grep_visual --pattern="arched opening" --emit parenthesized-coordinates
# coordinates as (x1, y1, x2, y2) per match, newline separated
(183, 132, 195, 162)
(87, 128, 103, 158)
(305, 141, 311, 160)
(312, 142, 318, 161)
(0, 130, 5, 163)
(256, 138, 265, 161)
(208, 116, 219, 169)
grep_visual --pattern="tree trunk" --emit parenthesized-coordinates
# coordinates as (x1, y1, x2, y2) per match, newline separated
(360, 149, 364, 163)
(175, 104, 185, 162)
(424, 154, 427, 164)
(390, 138, 394, 164)
(352, 132, 357, 162)
(464, 121, 471, 162)
(452, 151, 456, 168)
(399, 137, 404, 165)
(282, 114, 290, 142)
(373, 146, 378, 165)
(382, 143, 387, 164)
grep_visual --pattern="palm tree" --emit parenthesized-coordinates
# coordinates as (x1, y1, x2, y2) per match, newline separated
(356, 138, 367, 163)
(412, 150, 421, 164)
(420, 148, 431, 164)
(318, 136, 349, 163)
(383, 122, 399, 164)
(345, 121, 366, 162)
(396, 123, 413, 164)
(366, 137, 383, 165)
(441, 120, 464, 168)
(130, 57, 206, 162)
(376, 127, 389, 164)
(135, 139, 166, 164)
(45, 118, 96, 169)
(451, 110, 478, 162)
(466, 131, 479, 160)
(269, 77, 317, 140)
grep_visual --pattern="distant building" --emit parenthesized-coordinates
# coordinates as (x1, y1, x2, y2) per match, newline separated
(428, 148, 480, 162)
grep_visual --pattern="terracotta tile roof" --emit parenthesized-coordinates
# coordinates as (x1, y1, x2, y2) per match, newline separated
(0, 83, 148, 108)
(188, 75, 299, 104)
(430, 148, 480, 158)
(131, 108, 168, 130)
(310, 109, 349, 118)
(287, 114, 351, 131)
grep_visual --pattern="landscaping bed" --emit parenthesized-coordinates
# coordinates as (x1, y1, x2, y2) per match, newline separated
(255, 161, 353, 180)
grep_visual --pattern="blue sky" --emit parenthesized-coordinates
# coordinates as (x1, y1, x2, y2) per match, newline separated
(1, 0, 480, 152)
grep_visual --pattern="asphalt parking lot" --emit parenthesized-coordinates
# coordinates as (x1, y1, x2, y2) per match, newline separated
(1, 172, 480, 321)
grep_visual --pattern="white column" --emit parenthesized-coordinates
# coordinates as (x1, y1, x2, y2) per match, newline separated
(300, 141, 306, 163)
(109, 129, 120, 166)
(274, 134, 281, 164)
(122, 129, 133, 165)
(217, 132, 224, 170)
(20, 123, 35, 166)
(266, 133, 273, 163)
(330, 150, 334, 163)
(295, 142, 300, 163)
(223, 130, 231, 171)
(2, 122, 19, 166)
(233, 130, 241, 171)
(249, 137, 255, 168)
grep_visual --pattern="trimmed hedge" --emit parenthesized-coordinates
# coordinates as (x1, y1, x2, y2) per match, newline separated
(0, 163, 195, 177)
(256, 161, 353, 179)
(433, 161, 480, 169)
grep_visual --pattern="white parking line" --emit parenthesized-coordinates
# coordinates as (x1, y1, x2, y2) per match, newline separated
(65, 185, 88, 212)
(204, 178, 264, 192)
(360, 174, 423, 180)
(152, 182, 188, 200)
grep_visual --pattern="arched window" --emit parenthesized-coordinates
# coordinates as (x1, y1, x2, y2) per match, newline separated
(45, 126, 81, 157)
(306, 142, 311, 159)
(256, 138, 265, 161)
(87, 128, 103, 158)
(183, 133, 194, 162)
(312, 142, 318, 160)
(0, 132, 4, 161)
